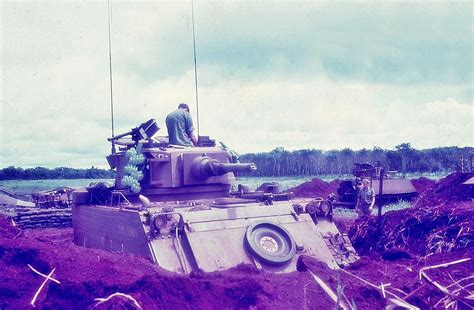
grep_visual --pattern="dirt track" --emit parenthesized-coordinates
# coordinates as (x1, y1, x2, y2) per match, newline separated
(0, 172, 473, 309)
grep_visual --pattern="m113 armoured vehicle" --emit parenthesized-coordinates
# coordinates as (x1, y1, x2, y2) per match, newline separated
(334, 163, 417, 209)
(72, 120, 357, 274)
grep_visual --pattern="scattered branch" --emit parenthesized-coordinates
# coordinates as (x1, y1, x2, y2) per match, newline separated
(402, 284, 426, 301)
(93, 292, 142, 309)
(339, 269, 418, 309)
(308, 270, 348, 310)
(28, 264, 61, 285)
(30, 267, 58, 307)
(418, 258, 471, 280)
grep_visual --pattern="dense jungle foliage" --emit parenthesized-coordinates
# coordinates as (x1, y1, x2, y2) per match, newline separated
(239, 144, 473, 177)
(0, 144, 472, 180)
(0, 166, 115, 180)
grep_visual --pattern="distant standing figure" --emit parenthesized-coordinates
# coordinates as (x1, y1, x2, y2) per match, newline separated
(356, 179, 375, 217)
(353, 177, 363, 191)
(165, 103, 198, 147)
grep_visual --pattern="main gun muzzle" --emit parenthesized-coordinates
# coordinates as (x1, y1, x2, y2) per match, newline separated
(191, 156, 257, 179)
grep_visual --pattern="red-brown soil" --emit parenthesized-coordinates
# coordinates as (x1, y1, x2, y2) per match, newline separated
(287, 178, 340, 198)
(349, 202, 473, 256)
(413, 172, 473, 208)
(350, 172, 473, 256)
(410, 176, 437, 193)
(1, 172, 473, 309)
(2, 219, 472, 309)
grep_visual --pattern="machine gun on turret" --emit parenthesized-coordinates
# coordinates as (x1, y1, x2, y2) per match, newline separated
(107, 119, 160, 148)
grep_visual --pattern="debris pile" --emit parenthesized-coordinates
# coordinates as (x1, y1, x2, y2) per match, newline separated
(32, 187, 74, 209)
(350, 172, 474, 256)
(414, 172, 473, 207)
(297, 251, 474, 310)
(287, 178, 339, 198)
(416, 257, 474, 309)
(349, 203, 473, 256)
(410, 176, 436, 193)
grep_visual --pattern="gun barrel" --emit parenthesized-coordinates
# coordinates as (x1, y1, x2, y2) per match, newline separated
(192, 156, 257, 178)
(220, 163, 257, 174)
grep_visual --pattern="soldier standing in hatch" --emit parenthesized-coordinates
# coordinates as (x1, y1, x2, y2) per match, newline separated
(165, 103, 198, 147)
(356, 178, 375, 218)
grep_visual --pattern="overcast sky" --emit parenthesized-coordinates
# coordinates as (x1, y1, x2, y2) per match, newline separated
(1, 1, 473, 168)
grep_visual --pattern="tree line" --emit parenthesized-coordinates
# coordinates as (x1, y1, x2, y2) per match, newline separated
(0, 144, 472, 180)
(0, 166, 115, 180)
(238, 144, 473, 177)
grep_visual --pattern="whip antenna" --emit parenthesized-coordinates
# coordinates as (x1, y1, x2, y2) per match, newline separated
(191, 0, 200, 136)
(107, 0, 116, 153)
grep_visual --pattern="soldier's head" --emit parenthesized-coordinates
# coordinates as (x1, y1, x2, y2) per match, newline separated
(178, 103, 190, 113)
(362, 178, 370, 189)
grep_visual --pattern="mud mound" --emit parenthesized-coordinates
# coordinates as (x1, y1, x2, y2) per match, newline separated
(349, 202, 474, 256)
(1, 214, 473, 309)
(414, 172, 473, 207)
(410, 176, 436, 193)
(0, 215, 329, 309)
(287, 178, 339, 198)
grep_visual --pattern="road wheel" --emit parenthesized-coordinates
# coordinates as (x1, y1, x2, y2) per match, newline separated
(245, 221, 296, 265)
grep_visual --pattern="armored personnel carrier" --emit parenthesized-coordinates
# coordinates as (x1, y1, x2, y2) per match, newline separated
(334, 163, 417, 209)
(73, 120, 357, 274)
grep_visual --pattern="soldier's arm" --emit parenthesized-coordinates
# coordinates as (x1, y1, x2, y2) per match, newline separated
(184, 112, 198, 146)
(188, 130, 198, 146)
(369, 190, 375, 209)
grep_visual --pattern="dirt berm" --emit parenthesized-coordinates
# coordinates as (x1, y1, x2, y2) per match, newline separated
(350, 172, 474, 256)
(1, 172, 473, 309)
(287, 178, 340, 198)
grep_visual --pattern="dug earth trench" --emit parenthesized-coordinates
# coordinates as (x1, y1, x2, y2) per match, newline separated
(0, 172, 472, 309)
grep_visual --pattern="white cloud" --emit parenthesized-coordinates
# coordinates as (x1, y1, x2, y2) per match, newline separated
(2, 55, 472, 168)
(1, 1, 472, 169)
(195, 75, 472, 153)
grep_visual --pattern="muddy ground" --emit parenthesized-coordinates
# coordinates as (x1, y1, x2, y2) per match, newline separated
(0, 173, 473, 309)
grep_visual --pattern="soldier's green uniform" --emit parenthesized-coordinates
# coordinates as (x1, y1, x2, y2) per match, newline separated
(166, 109, 195, 147)
(358, 187, 374, 216)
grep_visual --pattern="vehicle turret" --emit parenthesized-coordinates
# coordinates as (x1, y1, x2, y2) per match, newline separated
(103, 119, 257, 201)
